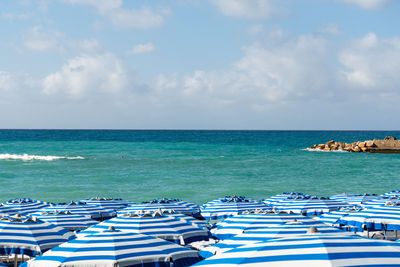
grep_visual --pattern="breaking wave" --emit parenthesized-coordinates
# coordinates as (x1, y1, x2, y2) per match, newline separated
(0, 153, 85, 161)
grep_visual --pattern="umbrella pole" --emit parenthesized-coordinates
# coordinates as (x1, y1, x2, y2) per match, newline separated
(14, 254, 18, 267)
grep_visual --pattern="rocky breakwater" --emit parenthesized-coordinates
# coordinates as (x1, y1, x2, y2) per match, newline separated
(309, 136, 400, 153)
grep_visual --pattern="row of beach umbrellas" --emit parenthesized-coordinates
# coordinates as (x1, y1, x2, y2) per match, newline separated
(1, 191, 400, 266)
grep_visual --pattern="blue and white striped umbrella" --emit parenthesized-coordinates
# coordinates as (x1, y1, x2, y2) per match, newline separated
(40, 202, 115, 220)
(262, 192, 305, 206)
(382, 190, 400, 198)
(314, 210, 356, 227)
(24, 228, 201, 267)
(162, 211, 210, 230)
(361, 198, 400, 209)
(0, 199, 50, 216)
(200, 196, 269, 220)
(80, 197, 132, 211)
(30, 211, 98, 231)
(201, 223, 350, 258)
(271, 198, 349, 215)
(339, 205, 400, 231)
(194, 234, 400, 266)
(211, 212, 314, 240)
(77, 212, 209, 245)
(119, 198, 200, 216)
(0, 214, 75, 257)
(330, 193, 380, 207)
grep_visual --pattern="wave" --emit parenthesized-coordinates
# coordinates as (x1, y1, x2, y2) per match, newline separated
(0, 153, 85, 161)
(302, 148, 348, 153)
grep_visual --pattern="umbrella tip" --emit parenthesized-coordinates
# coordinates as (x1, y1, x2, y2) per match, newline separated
(307, 226, 319, 234)
(108, 226, 116, 231)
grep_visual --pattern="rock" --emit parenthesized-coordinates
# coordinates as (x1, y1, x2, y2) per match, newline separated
(326, 140, 335, 144)
(361, 147, 368, 152)
(317, 144, 325, 149)
(310, 145, 317, 149)
(358, 142, 366, 148)
(384, 136, 397, 140)
(365, 140, 375, 147)
(352, 146, 361, 152)
(323, 146, 331, 151)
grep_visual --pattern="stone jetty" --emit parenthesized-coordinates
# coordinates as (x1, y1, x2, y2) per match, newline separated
(309, 136, 400, 153)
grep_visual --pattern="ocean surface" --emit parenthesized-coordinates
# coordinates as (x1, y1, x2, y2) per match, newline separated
(0, 130, 399, 205)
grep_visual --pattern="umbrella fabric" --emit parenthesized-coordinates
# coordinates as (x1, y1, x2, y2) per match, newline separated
(77, 212, 209, 245)
(0, 199, 50, 216)
(80, 197, 132, 211)
(200, 196, 269, 220)
(30, 211, 98, 231)
(0, 215, 75, 257)
(118, 198, 200, 216)
(330, 194, 380, 207)
(271, 198, 349, 215)
(162, 212, 210, 230)
(201, 223, 348, 258)
(361, 198, 400, 209)
(40, 202, 115, 220)
(339, 205, 400, 231)
(24, 229, 201, 267)
(211, 212, 314, 240)
(262, 192, 305, 206)
(382, 190, 400, 198)
(194, 234, 400, 266)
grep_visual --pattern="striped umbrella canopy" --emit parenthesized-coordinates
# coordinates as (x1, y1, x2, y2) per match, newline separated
(211, 212, 314, 240)
(161, 211, 210, 230)
(200, 223, 350, 258)
(0, 214, 75, 257)
(361, 198, 400, 209)
(30, 211, 98, 231)
(330, 193, 380, 207)
(80, 197, 133, 211)
(24, 228, 201, 267)
(0, 199, 50, 216)
(314, 210, 356, 227)
(382, 190, 400, 198)
(40, 202, 115, 220)
(194, 234, 400, 266)
(339, 205, 400, 232)
(118, 198, 200, 216)
(262, 192, 305, 206)
(271, 198, 349, 215)
(200, 196, 269, 220)
(77, 211, 209, 245)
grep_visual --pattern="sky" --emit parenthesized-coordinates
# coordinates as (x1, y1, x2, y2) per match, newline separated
(1, 0, 400, 130)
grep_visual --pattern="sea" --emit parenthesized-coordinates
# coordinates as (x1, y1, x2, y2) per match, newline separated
(0, 130, 399, 205)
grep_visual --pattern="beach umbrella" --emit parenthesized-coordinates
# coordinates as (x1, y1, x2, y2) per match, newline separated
(80, 197, 132, 211)
(193, 234, 400, 266)
(0, 198, 50, 216)
(382, 190, 400, 198)
(40, 201, 115, 220)
(161, 210, 210, 230)
(119, 198, 200, 216)
(271, 198, 349, 215)
(0, 214, 75, 266)
(262, 192, 305, 206)
(361, 198, 400, 209)
(201, 223, 350, 258)
(77, 211, 209, 245)
(200, 196, 269, 220)
(30, 211, 98, 231)
(211, 211, 314, 240)
(330, 193, 380, 207)
(23, 228, 201, 267)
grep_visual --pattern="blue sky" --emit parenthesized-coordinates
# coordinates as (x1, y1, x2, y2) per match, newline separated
(1, 0, 400, 129)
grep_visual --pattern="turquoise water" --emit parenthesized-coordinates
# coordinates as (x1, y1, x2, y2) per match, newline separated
(0, 130, 399, 205)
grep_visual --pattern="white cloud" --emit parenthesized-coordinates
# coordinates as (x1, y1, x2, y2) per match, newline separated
(0, 13, 28, 20)
(340, 0, 392, 9)
(23, 26, 58, 52)
(211, 0, 280, 19)
(317, 23, 340, 35)
(129, 42, 155, 55)
(339, 33, 400, 93)
(42, 53, 129, 98)
(64, 0, 165, 29)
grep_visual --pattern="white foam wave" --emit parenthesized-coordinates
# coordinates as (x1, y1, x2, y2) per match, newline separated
(0, 153, 85, 161)
(302, 148, 348, 153)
